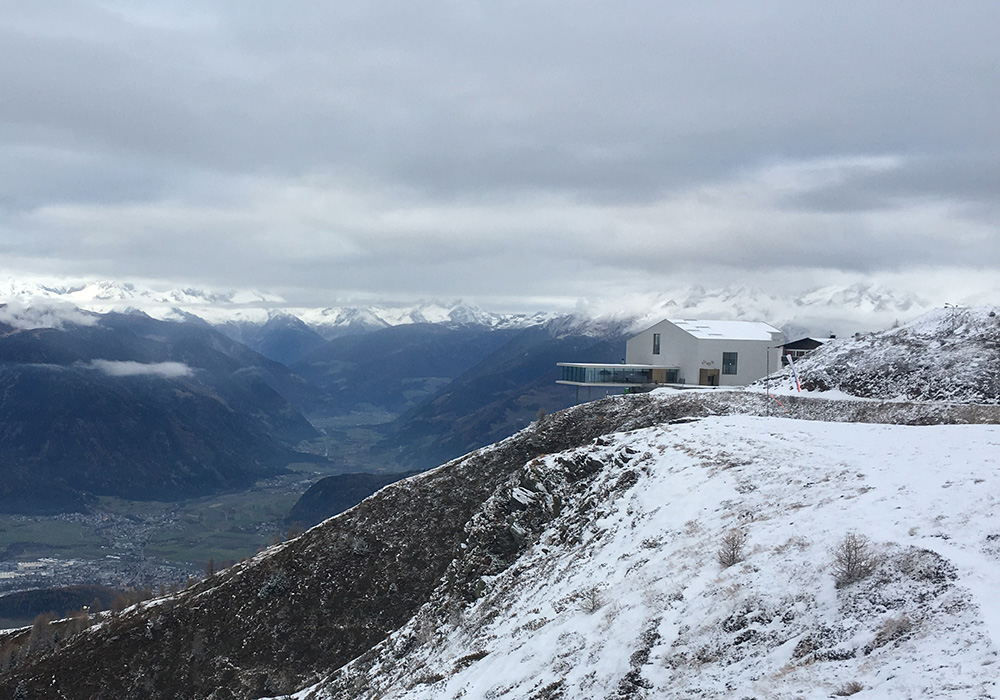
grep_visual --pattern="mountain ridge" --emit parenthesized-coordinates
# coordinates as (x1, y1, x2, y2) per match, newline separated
(1, 390, 996, 698)
(0, 312, 319, 511)
(1, 278, 941, 340)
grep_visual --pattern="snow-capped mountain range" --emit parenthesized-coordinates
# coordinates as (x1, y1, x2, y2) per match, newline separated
(0, 277, 943, 338)
(0, 279, 551, 337)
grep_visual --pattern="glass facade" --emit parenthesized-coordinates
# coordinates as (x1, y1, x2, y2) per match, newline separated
(560, 365, 678, 385)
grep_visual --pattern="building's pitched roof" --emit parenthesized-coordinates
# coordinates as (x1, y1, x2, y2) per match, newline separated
(668, 319, 781, 341)
(782, 336, 831, 350)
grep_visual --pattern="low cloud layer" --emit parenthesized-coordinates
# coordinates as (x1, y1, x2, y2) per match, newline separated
(0, 299, 98, 330)
(2, 1, 998, 309)
(83, 360, 194, 379)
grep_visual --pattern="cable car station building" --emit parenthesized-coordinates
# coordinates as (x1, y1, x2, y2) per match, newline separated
(558, 319, 783, 398)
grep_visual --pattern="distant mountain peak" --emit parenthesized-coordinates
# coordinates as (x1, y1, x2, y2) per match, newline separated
(797, 281, 927, 313)
(543, 313, 638, 339)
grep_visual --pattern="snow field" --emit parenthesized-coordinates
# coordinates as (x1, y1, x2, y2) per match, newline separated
(307, 416, 1000, 699)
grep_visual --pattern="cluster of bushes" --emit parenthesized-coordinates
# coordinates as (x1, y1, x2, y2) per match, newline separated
(717, 529, 880, 588)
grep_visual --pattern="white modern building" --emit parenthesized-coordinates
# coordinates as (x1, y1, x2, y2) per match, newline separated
(558, 319, 783, 394)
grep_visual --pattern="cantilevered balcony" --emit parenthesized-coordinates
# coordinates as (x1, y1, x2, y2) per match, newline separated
(556, 363, 680, 387)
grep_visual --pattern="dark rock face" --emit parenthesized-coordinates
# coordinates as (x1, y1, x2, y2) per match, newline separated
(285, 471, 424, 529)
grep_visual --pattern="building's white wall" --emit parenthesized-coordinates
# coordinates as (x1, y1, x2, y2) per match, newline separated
(626, 321, 782, 386)
(625, 320, 695, 368)
(694, 338, 779, 386)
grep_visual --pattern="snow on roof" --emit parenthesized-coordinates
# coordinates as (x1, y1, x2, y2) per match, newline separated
(668, 318, 780, 341)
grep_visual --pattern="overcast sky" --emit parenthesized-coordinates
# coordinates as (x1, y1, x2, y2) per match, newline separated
(2, 1, 998, 312)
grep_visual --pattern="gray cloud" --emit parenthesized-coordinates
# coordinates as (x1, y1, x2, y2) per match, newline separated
(786, 154, 1000, 215)
(2, 1, 999, 308)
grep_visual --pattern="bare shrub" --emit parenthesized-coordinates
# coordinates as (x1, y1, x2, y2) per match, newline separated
(717, 530, 748, 568)
(411, 672, 445, 687)
(832, 532, 879, 587)
(834, 680, 864, 696)
(65, 608, 92, 636)
(872, 614, 915, 649)
(453, 649, 489, 672)
(580, 586, 605, 614)
(533, 680, 566, 699)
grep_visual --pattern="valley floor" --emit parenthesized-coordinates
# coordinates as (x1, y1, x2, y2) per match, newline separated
(0, 467, 330, 619)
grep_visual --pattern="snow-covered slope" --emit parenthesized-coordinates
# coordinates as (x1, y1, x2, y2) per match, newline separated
(303, 413, 1000, 700)
(771, 306, 1000, 404)
(1, 390, 997, 699)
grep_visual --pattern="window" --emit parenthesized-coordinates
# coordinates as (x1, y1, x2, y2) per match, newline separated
(652, 333, 660, 355)
(722, 352, 738, 375)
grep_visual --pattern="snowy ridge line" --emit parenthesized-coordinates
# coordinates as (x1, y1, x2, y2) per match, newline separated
(300, 413, 1000, 700)
(692, 388, 1000, 426)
